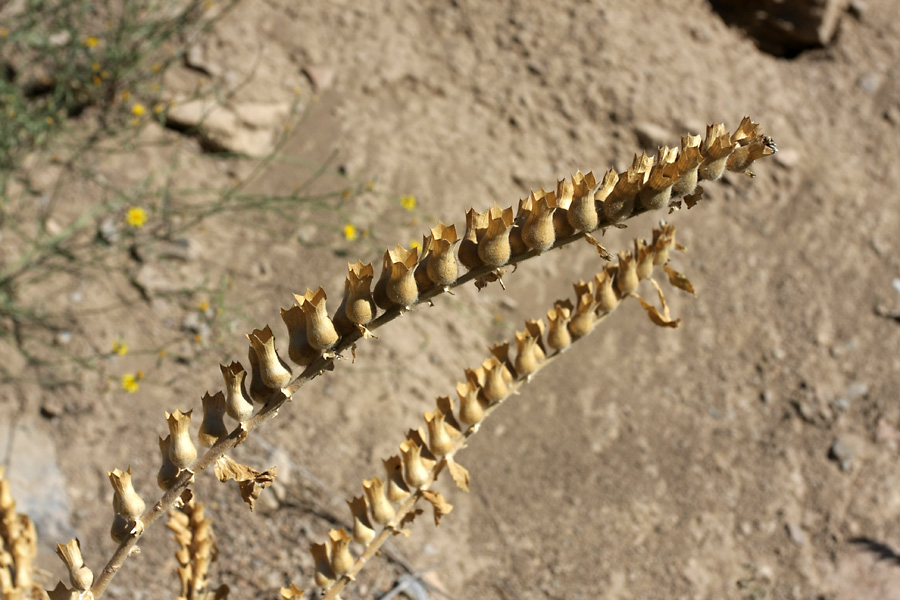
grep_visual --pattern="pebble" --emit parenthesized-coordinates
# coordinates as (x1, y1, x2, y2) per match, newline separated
(857, 73, 882, 94)
(829, 437, 853, 471)
(633, 122, 675, 150)
(786, 523, 806, 545)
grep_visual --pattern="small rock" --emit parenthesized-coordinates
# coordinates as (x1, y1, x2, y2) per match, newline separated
(302, 66, 336, 91)
(857, 72, 882, 94)
(848, 0, 867, 19)
(786, 523, 806, 545)
(845, 381, 869, 399)
(40, 397, 64, 418)
(181, 311, 202, 334)
(54, 330, 72, 346)
(634, 122, 675, 150)
(48, 30, 71, 47)
(154, 238, 199, 262)
(773, 147, 800, 170)
(828, 437, 853, 471)
(133, 263, 182, 295)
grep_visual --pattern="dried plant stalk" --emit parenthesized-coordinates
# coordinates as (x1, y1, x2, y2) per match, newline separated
(85, 119, 774, 598)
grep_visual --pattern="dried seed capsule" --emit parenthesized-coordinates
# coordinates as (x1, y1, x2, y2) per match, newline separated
(456, 381, 484, 426)
(56, 539, 93, 592)
(425, 409, 457, 456)
(672, 134, 702, 196)
(374, 245, 419, 309)
(639, 146, 678, 210)
(220, 361, 254, 422)
(110, 513, 130, 543)
(699, 123, 737, 181)
(458, 208, 488, 271)
(157, 435, 179, 491)
(634, 238, 655, 280)
(299, 288, 339, 352)
(166, 409, 197, 471)
(198, 391, 229, 447)
(109, 467, 145, 520)
(399, 440, 431, 488)
(568, 281, 598, 338)
(347, 495, 376, 546)
(280, 303, 319, 366)
(482, 359, 509, 402)
(616, 250, 640, 296)
(329, 528, 354, 576)
(247, 326, 292, 389)
(566, 171, 603, 233)
(514, 325, 545, 377)
(363, 477, 395, 525)
(247, 343, 275, 404)
(651, 224, 678, 265)
(477, 205, 514, 267)
(425, 223, 460, 286)
(521, 191, 557, 252)
(603, 154, 651, 222)
(310, 542, 335, 587)
(382, 455, 410, 502)
(546, 300, 574, 351)
(340, 261, 378, 330)
(595, 267, 620, 314)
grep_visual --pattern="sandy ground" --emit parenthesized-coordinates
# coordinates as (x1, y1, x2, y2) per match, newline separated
(3, 1, 900, 599)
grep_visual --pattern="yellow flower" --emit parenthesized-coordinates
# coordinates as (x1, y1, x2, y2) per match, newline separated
(342, 188, 351, 199)
(91, 62, 100, 71)
(112, 340, 128, 355)
(0, 27, 9, 38)
(400, 195, 416, 211)
(366, 180, 375, 191)
(121, 373, 139, 393)
(125, 206, 147, 228)
(153, 103, 165, 115)
(131, 103, 146, 116)
(121, 91, 131, 100)
(409, 240, 421, 251)
(198, 300, 210, 311)
(343, 223, 358, 241)
(85, 36, 99, 48)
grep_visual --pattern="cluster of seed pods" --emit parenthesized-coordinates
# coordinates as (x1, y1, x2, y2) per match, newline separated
(312, 223, 693, 596)
(80, 119, 774, 599)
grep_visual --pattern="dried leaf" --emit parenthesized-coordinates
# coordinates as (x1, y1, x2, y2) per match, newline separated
(635, 295, 679, 328)
(684, 186, 703, 208)
(213, 455, 277, 511)
(421, 489, 453, 526)
(446, 458, 470, 493)
(582, 233, 612, 261)
(663, 266, 696, 296)
(398, 508, 423, 529)
(280, 583, 304, 599)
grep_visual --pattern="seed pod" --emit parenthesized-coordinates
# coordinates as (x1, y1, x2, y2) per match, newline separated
(329, 528, 354, 576)
(56, 539, 93, 592)
(634, 238, 655, 280)
(639, 146, 678, 210)
(399, 439, 431, 488)
(363, 477, 395, 525)
(515, 321, 546, 377)
(672, 134, 703, 196)
(651, 224, 678, 265)
(425, 223, 460, 286)
(374, 245, 419, 309)
(299, 288, 339, 352)
(521, 191, 557, 253)
(482, 358, 509, 402)
(565, 171, 599, 233)
(698, 123, 737, 181)
(381, 455, 410, 502)
(425, 409, 457, 456)
(220, 362, 254, 422)
(553, 175, 579, 238)
(477, 204, 514, 267)
(280, 303, 319, 366)
(603, 154, 651, 222)
(247, 343, 275, 404)
(198, 391, 228, 447)
(109, 467, 145, 520)
(595, 267, 620, 314)
(458, 208, 488, 271)
(247, 326, 292, 389)
(157, 435, 179, 491)
(310, 542, 334, 587)
(546, 300, 574, 351)
(727, 120, 777, 174)
(616, 250, 639, 296)
(340, 261, 377, 329)
(166, 409, 197, 471)
(568, 280, 598, 338)
(347, 495, 376, 546)
(456, 381, 484, 426)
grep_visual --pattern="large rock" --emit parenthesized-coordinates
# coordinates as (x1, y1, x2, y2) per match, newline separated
(165, 99, 292, 156)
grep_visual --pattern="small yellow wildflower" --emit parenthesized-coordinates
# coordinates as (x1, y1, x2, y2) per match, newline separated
(342, 188, 351, 199)
(85, 36, 99, 48)
(91, 62, 100, 71)
(409, 240, 421, 251)
(136, 370, 145, 380)
(159, 349, 168, 358)
(129, 117, 140, 128)
(125, 206, 147, 228)
(366, 180, 375, 191)
(198, 300, 210, 311)
(121, 91, 131, 101)
(121, 373, 139, 393)
(151, 63, 162, 73)
(343, 223, 358, 241)
(400, 195, 417, 211)
(92, 75, 102, 86)
(112, 340, 128, 355)
(45, 116, 54, 125)
(0, 27, 9, 38)
(194, 333, 203, 343)
(131, 103, 145, 116)
(153, 103, 165, 115)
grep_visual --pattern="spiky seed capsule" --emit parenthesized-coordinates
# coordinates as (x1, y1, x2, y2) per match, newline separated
(615, 250, 640, 296)
(456, 381, 484, 426)
(425, 409, 456, 456)
(247, 326, 292, 389)
(56, 539, 93, 592)
(166, 409, 197, 470)
(338, 261, 377, 331)
(546, 302, 573, 351)
(329, 529, 354, 576)
(157, 435, 179, 491)
(363, 478, 395, 525)
(603, 154, 651, 222)
(514, 329, 543, 376)
(482, 360, 509, 402)
(110, 512, 130, 544)
(310, 543, 335, 587)
(639, 146, 678, 210)
(672, 134, 702, 196)
(198, 391, 229, 447)
(247, 343, 274, 404)
(521, 192, 557, 253)
(424, 223, 460, 286)
(299, 288, 339, 351)
(634, 239, 655, 281)
(594, 268, 619, 314)
(698, 123, 737, 181)
(109, 467, 145, 520)
(458, 208, 487, 271)
(347, 496, 376, 546)
(382, 455, 410, 502)
(477, 205, 514, 267)
(220, 362, 254, 422)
